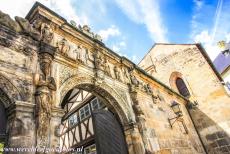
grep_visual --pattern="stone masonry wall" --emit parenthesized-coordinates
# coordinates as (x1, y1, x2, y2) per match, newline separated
(131, 84, 205, 154)
(139, 44, 230, 153)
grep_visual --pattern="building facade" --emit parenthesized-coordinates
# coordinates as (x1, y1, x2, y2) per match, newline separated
(139, 44, 230, 154)
(213, 48, 230, 92)
(0, 2, 228, 154)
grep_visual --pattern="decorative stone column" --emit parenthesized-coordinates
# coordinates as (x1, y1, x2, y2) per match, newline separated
(49, 107, 65, 152)
(124, 122, 145, 154)
(7, 101, 36, 153)
(130, 88, 160, 154)
(34, 42, 56, 152)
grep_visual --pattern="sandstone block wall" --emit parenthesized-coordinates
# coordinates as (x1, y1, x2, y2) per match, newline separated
(139, 44, 230, 153)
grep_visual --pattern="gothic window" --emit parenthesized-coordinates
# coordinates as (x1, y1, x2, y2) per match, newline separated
(176, 78, 190, 97)
(79, 104, 91, 121)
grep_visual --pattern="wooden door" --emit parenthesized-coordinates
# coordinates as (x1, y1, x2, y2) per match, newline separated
(92, 110, 128, 154)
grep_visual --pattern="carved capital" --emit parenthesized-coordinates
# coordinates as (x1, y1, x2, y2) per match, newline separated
(39, 42, 56, 58)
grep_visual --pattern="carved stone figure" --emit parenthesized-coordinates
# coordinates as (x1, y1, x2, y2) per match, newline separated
(144, 84, 153, 94)
(130, 74, 139, 86)
(35, 53, 56, 147)
(123, 67, 130, 83)
(104, 57, 111, 76)
(0, 10, 41, 40)
(41, 23, 54, 44)
(93, 50, 104, 70)
(15, 16, 41, 40)
(0, 10, 21, 32)
(85, 49, 90, 64)
(114, 66, 121, 81)
(57, 38, 70, 56)
(75, 45, 84, 63)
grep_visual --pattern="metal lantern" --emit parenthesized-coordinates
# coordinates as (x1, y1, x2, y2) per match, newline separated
(171, 101, 182, 116)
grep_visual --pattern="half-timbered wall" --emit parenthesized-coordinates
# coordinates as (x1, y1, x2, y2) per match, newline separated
(60, 89, 106, 152)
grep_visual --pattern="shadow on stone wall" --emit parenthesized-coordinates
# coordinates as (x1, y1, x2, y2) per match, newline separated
(189, 107, 230, 154)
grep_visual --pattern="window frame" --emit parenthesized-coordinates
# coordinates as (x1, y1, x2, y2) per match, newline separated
(79, 104, 91, 121)
(175, 77, 190, 97)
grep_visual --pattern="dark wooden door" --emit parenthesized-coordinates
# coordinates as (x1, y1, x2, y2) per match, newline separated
(92, 110, 128, 154)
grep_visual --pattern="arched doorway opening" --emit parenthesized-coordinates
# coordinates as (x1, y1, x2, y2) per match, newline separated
(0, 89, 10, 151)
(59, 87, 128, 154)
(175, 77, 190, 98)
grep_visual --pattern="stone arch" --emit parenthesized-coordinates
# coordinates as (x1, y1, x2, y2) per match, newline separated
(58, 75, 132, 126)
(0, 73, 22, 107)
(169, 71, 183, 91)
(169, 71, 191, 97)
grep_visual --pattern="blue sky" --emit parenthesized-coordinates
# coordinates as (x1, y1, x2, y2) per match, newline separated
(1, 0, 230, 63)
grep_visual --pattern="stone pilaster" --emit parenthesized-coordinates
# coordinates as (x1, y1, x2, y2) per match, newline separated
(7, 101, 36, 153)
(124, 123, 145, 154)
(49, 107, 64, 152)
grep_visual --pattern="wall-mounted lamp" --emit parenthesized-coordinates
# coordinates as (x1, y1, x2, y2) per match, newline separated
(187, 100, 199, 109)
(168, 101, 182, 128)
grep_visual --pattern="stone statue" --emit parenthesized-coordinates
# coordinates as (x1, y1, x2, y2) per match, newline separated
(123, 67, 130, 83)
(114, 66, 121, 81)
(34, 53, 56, 147)
(75, 45, 84, 63)
(130, 73, 139, 86)
(0, 10, 42, 40)
(0, 10, 21, 32)
(104, 57, 111, 76)
(40, 23, 54, 44)
(93, 50, 104, 70)
(85, 49, 90, 64)
(57, 38, 70, 56)
(15, 16, 41, 40)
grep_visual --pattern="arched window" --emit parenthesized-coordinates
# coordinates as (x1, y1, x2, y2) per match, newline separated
(176, 78, 190, 97)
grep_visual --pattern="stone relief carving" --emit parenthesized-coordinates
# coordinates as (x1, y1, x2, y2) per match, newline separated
(56, 38, 70, 56)
(0, 74, 22, 102)
(40, 23, 54, 44)
(104, 57, 111, 76)
(93, 50, 104, 70)
(59, 64, 77, 85)
(34, 53, 56, 148)
(75, 45, 84, 63)
(144, 84, 153, 94)
(114, 66, 122, 81)
(122, 67, 131, 84)
(130, 73, 140, 87)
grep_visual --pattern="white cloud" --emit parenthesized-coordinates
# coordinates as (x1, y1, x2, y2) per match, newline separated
(98, 25, 121, 41)
(112, 41, 126, 53)
(0, 0, 89, 25)
(194, 30, 221, 59)
(115, 0, 168, 43)
(191, 0, 230, 60)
